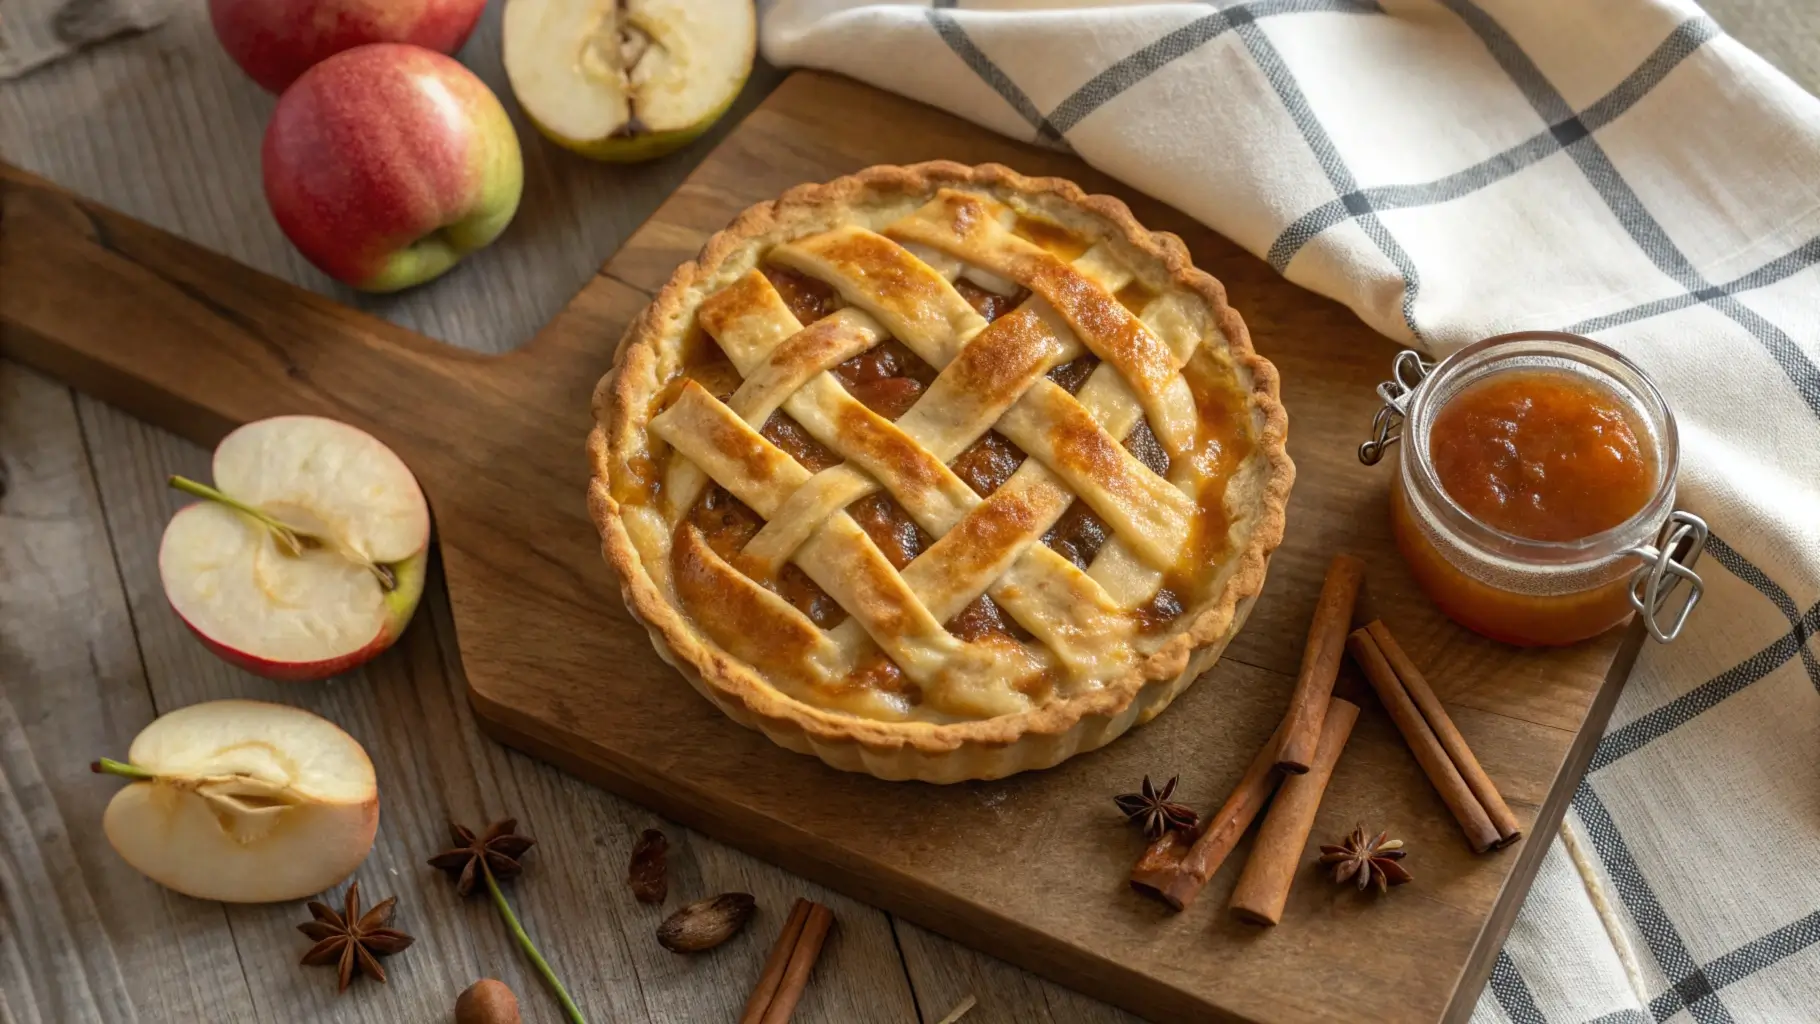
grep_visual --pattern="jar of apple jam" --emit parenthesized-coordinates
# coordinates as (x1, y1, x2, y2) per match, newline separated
(1360, 332, 1707, 646)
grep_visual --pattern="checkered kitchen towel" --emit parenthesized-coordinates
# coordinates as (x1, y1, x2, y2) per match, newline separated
(764, 0, 1820, 1020)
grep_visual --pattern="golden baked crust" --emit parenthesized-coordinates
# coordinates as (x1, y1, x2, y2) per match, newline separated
(588, 162, 1293, 782)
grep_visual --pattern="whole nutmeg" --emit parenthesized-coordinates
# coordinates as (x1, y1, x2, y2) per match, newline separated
(456, 978, 521, 1024)
(657, 892, 757, 953)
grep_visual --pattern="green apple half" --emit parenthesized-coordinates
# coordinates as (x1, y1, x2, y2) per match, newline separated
(98, 700, 379, 902)
(504, 0, 756, 162)
(158, 416, 430, 682)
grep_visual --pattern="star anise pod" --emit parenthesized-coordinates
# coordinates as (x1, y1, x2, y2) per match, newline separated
(428, 818, 537, 897)
(428, 820, 584, 1023)
(1113, 775, 1199, 840)
(1319, 825, 1412, 892)
(297, 881, 415, 992)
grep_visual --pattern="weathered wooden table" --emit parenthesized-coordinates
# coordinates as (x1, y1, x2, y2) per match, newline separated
(3, 3, 1814, 1022)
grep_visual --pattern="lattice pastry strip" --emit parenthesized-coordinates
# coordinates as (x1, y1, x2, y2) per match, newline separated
(885, 191, 1204, 462)
(994, 380, 1191, 567)
(877, 193, 1218, 607)
(670, 526, 853, 689)
(709, 236, 1109, 562)
(656, 382, 1022, 709)
(896, 241, 1021, 298)
(896, 359, 1163, 619)
(653, 199, 1215, 708)
(667, 266, 1125, 691)
(1071, 369, 1174, 607)
(894, 463, 1137, 680)
(649, 274, 1077, 714)
(769, 226, 988, 366)
(745, 226, 1193, 647)
(745, 309, 1068, 571)
(768, 221, 1196, 573)
(657, 289, 889, 523)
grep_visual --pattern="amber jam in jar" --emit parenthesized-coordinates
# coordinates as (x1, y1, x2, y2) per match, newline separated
(1429, 370, 1657, 543)
(1368, 333, 1703, 647)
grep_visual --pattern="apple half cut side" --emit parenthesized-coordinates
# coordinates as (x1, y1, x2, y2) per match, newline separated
(99, 700, 379, 903)
(504, 0, 756, 163)
(158, 415, 430, 682)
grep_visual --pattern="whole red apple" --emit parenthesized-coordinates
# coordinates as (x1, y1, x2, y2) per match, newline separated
(209, 0, 486, 93)
(263, 44, 523, 292)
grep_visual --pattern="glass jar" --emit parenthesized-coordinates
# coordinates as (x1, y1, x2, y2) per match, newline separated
(1360, 332, 1707, 647)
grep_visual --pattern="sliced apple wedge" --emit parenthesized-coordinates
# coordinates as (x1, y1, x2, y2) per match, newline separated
(504, 0, 756, 162)
(158, 415, 430, 682)
(98, 700, 379, 903)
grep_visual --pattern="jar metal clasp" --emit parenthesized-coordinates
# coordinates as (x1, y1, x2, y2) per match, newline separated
(1621, 511, 1708, 643)
(1357, 349, 1432, 466)
(1358, 347, 1708, 644)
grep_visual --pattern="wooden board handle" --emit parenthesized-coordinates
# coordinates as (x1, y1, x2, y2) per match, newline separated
(0, 161, 507, 458)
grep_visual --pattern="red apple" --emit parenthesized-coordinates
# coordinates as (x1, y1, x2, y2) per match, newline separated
(263, 44, 523, 292)
(158, 416, 432, 682)
(209, 0, 487, 93)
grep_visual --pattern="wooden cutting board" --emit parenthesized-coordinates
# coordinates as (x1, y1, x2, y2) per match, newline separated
(0, 71, 1641, 1024)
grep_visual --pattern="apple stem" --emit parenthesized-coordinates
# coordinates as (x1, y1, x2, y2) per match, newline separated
(169, 475, 308, 556)
(483, 862, 588, 1024)
(90, 758, 156, 781)
(167, 475, 396, 593)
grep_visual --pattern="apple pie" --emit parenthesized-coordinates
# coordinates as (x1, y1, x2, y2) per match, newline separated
(589, 163, 1292, 782)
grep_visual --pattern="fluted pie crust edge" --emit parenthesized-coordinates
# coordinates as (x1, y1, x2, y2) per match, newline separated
(588, 162, 1294, 782)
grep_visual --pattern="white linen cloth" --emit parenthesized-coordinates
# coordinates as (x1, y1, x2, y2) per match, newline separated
(762, 1, 1820, 1020)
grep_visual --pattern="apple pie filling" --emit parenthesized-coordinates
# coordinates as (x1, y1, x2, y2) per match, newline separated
(642, 199, 1257, 722)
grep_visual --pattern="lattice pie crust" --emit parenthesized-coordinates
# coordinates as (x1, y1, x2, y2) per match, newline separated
(590, 163, 1292, 782)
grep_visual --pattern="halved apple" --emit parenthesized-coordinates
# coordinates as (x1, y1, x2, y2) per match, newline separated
(158, 415, 430, 682)
(98, 700, 379, 903)
(503, 0, 756, 163)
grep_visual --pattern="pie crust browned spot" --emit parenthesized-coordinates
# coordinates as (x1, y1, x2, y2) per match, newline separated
(589, 162, 1293, 782)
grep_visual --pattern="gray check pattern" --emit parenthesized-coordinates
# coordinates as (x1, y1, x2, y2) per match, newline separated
(761, 0, 1820, 1018)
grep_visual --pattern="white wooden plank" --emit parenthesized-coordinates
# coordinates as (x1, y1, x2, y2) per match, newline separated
(892, 919, 1143, 1024)
(0, 361, 257, 1023)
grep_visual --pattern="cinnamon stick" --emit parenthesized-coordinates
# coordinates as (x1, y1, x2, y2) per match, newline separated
(1347, 628, 1504, 853)
(1229, 698, 1360, 926)
(1365, 620, 1522, 847)
(1129, 829, 1192, 893)
(757, 901, 834, 1024)
(739, 900, 812, 1024)
(1130, 718, 1288, 910)
(1275, 554, 1367, 773)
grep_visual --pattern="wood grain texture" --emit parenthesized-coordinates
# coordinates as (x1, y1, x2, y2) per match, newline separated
(0, 353, 925, 1024)
(0, 362, 256, 1024)
(0, 2, 930, 1021)
(0, 68, 1643, 1022)
(69, 394, 922, 1024)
